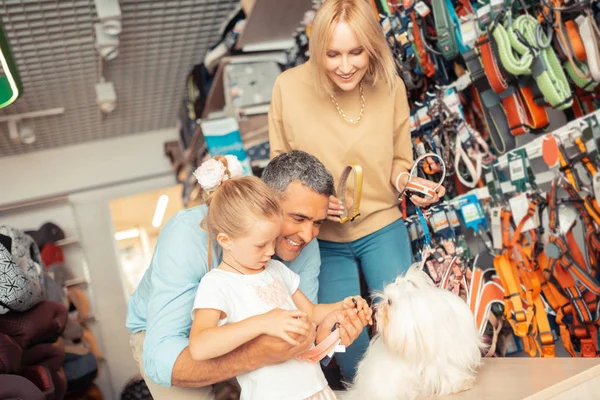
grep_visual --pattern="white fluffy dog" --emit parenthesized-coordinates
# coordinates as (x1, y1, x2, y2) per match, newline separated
(343, 265, 485, 400)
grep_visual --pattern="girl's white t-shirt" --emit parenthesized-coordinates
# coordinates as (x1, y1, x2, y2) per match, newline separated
(192, 260, 327, 400)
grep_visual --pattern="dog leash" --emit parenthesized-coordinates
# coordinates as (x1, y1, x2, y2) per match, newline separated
(396, 152, 446, 200)
(338, 164, 363, 224)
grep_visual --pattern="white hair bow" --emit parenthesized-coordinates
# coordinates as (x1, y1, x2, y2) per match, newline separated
(192, 155, 244, 192)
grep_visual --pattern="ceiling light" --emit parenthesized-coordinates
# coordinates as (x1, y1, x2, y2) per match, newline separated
(0, 107, 64, 144)
(95, 81, 117, 113)
(18, 123, 35, 144)
(94, 23, 119, 60)
(115, 228, 140, 241)
(152, 195, 169, 228)
(94, 0, 122, 36)
(7, 120, 34, 144)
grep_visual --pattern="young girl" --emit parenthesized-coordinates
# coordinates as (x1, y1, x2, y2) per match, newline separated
(189, 156, 372, 400)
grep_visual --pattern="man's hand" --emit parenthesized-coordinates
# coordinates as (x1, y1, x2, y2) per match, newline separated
(317, 308, 368, 347)
(256, 322, 317, 365)
(171, 323, 317, 387)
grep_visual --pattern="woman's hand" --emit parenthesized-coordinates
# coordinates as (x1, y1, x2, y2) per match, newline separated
(402, 177, 446, 209)
(259, 309, 310, 346)
(327, 195, 344, 222)
(342, 296, 373, 326)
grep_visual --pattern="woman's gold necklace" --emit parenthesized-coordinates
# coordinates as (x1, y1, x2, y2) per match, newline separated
(330, 82, 365, 124)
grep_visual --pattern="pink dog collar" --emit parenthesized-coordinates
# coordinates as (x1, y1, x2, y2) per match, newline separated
(297, 328, 341, 363)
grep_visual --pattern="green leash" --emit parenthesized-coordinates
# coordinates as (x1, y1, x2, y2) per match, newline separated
(492, 13, 572, 110)
(566, 60, 599, 92)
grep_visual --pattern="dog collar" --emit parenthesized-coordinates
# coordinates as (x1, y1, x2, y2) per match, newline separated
(338, 164, 364, 224)
(297, 324, 342, 363)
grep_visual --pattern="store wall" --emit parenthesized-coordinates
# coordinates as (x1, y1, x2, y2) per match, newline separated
(0, 129, 178, 206)
(0, 129, 179, 399)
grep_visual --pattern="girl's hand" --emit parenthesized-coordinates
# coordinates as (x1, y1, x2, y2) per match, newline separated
(259, 309, 310, 346)
(327, 195, 344, 222)
(342, 296, 373, 326)
(405, 177, 446, 209)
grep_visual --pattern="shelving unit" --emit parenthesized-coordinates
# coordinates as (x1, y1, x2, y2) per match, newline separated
(0, 199, 115, 399)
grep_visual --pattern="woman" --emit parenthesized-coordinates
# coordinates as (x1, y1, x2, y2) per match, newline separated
(268, 0, 445, 381)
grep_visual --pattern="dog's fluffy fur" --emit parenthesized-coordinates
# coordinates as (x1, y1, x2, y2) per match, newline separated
(343, 265, 486, 400)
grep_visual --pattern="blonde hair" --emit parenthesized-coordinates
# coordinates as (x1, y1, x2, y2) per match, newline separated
(202, 156, 282, 240)
(309, 0, 397, 97)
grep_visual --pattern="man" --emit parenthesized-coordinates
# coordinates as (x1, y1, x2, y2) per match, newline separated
(126, 150, 370, 399)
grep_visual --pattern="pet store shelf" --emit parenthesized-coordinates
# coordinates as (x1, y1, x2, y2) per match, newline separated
(440, 358, 600, 399)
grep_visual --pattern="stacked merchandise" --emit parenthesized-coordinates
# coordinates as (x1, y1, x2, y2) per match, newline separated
(0, 223, 103, 399)
(288, 0, 600, 358)
(174, 4, 281, 205)
(0, 226, 69, 399)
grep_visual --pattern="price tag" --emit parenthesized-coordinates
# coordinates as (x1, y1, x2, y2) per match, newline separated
(414, 1, 431, 17)
(380, 17, 392, 35)
(447, 209, 461, 228)
(509, 158, 526, 182)
(581, 124, 598, 156)
(415, 220, 424, 239)
(462, 203, 481, 224)
(408, 221, 419, 241)
(508, 150, 530, 192)
(415, 141, 426, 156)
(490, 0, 504, 15)
(540, 207, 550, 246)
(458, 122, 472, 144)
(508, 193, 540, 232)
(431, 210, 451, 234)
(460, 15, 478, 49)
(490, 207, 503, 250)
(416, 106, 430, 125)
(484, 166, 502, 201)
(588, 115, 600, 153)
(398, 31, 409, 46)
(407, 22, 415, 42)
(594, 171, 600, 201)
(558, 204, 578, 236)
(443, 89, 465, 118)
(459, 194, 488, 232)
(476, 5, 492, 29)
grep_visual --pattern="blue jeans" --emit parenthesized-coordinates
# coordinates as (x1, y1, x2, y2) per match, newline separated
(317, 218, 413, 381)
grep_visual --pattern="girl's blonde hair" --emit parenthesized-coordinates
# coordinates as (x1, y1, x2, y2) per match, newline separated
(309, 0, 397, 97)
(202, 156, 282, 240)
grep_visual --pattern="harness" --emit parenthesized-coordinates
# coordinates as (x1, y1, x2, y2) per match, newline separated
(544, 179, 600, 357)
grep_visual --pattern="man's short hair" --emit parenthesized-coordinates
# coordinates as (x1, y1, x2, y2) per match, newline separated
(262, 150, 336, 198)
